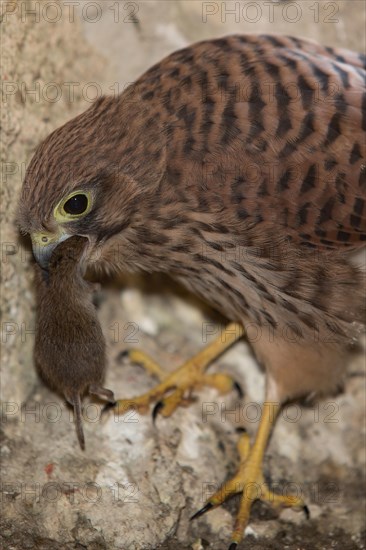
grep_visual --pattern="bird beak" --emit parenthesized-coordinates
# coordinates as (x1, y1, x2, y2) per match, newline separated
(31, 230, 71, 270)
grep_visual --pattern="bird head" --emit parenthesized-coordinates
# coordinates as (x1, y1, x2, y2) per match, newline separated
(20, 184, 95, 270)
(18, 94, 166, 270)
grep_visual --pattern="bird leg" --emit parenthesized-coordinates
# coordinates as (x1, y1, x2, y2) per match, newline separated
(191, 401, 308, 548)
(114, 322, 244, 417)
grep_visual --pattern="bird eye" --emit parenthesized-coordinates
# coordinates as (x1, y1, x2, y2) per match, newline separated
(63, 194, 89, 215)
(54, 190, 92, 223)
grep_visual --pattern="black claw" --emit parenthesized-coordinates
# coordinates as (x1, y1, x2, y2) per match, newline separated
(233, 381, 244, 398)
(303, 504, 310, 520)
(152, 401, 164, 424)
(117, 350, 130, 363)
(190, 502, 213, 521)
(228, 544, 238, 550)
(235, 426, 247, 434)
(102, 401, 117, 414)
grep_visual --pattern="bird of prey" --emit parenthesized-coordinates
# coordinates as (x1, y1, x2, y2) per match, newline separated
(18, 34, 365, 547)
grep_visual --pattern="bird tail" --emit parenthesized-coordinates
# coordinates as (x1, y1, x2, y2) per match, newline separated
(72, 394, 85, 450)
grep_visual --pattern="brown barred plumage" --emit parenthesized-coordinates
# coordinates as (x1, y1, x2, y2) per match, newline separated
(18, 34, 365, 543)
(20, 33, 365, 393)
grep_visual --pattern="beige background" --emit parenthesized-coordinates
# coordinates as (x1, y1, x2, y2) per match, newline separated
(1, 1, 365, 549)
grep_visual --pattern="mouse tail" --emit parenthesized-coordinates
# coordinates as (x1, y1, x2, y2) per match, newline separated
(72, 394, 85, 451)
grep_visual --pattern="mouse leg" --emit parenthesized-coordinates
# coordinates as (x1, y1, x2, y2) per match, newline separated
(89, 385, 116, 403)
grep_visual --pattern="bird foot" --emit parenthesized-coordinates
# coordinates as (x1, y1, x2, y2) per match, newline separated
(114, 323, 244, 417)
(191, 427, 308, 547)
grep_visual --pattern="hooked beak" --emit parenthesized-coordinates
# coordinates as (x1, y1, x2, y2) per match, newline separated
(31, 230, 71, 270)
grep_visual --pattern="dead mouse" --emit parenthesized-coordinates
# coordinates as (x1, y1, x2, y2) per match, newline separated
(34, 235, 115, 450)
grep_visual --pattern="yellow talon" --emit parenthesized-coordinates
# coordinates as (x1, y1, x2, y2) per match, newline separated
(192, 402, 308, 546)
(114, 322, 244, 417)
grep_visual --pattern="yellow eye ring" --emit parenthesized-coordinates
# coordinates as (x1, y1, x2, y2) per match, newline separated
(54, 191, 93, 222)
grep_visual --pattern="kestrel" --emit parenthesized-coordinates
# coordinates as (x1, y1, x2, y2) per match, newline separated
(19, 34, 365, 547)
